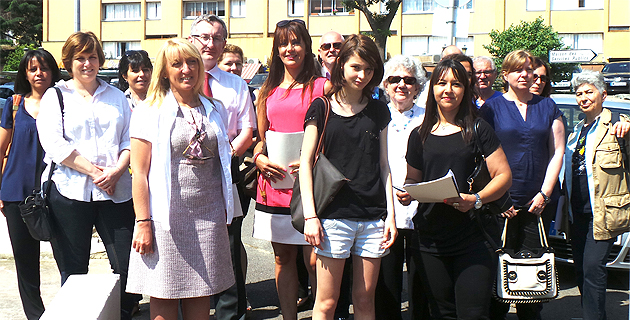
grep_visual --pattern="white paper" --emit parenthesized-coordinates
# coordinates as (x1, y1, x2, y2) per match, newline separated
(403, 169, 460, 203)
(266, 131, 304, 189)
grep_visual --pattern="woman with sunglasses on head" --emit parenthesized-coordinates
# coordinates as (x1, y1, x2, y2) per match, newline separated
(530, 57, 552, 97)
(0, 49, 60, 320)
(36, 31, 136, 320)
(126, 38, 235, 320)
(401, 58, 512, 319)
(480, 50, 565, 320)
(374, 54, 428, 320)
(300, 34, 397, 320)
(117, 49, 153, 109)
(252, 19, 331, 320)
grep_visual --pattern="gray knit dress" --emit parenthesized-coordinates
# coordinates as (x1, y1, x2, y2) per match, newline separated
(127, 106, 234, 299)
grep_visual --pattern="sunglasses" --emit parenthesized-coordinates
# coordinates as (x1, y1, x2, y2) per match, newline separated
(533, 74, 549, 82)
(320, 42, 342, 51)
(183, 130, 214, 161)
(276, 19, 306, 28)
(387, 76, 417, 85)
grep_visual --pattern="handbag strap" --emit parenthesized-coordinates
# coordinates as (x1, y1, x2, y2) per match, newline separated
(500, 215, 550, 248)
(314, 96, 332, 165)
(467, 119, 484, 192)
(39, 87, 65, 196)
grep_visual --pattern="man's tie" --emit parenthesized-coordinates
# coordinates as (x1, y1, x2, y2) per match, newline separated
(204, 72, 213, 97)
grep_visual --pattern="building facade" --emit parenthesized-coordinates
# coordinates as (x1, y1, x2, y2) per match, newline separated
(42, 0, 630, 69)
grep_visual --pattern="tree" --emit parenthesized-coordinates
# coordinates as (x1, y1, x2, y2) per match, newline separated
(483, 17, 573, 83)
(0, 0, 43, 46)
(3, 44, 36, 71)
(342, 0, 401, 61)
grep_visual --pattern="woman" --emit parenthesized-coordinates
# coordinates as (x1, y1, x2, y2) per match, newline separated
(300, 34, 397, 320)
(530, 57, 552, 97)
(252, 19, 330, 319)
(481, 50, 565, 320)
(117, 49, 153, 109)
(126, 38, 234, 319)
(564, 70, 628, 320)
(36, 31, 136, 320)
(401, 58, 512, 319)
(0, 49, 60, 320)
(374, 54, 428, 320)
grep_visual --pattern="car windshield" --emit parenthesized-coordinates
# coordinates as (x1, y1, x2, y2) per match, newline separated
(603, 62, 630, 73)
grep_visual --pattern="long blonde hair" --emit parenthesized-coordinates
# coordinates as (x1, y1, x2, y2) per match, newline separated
(146, 38, 206, 107)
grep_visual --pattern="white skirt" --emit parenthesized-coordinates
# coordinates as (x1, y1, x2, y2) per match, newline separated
(252, 209, 309, 245)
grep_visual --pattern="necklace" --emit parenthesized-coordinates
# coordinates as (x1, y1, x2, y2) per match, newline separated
(391, 108, 415, 132)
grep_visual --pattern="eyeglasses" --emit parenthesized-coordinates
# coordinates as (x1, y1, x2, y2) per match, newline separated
(387, 76, 417, 85)
(191, 34, 225, 44)
(320, 42, 342, 51)
(276, 19, 306, 28)
(475, 70, 496, 76)
(124, 50, 149, 58)
(533, 74, 549, 83)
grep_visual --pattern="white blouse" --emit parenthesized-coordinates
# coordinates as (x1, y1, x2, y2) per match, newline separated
(37, 78, 132, 203)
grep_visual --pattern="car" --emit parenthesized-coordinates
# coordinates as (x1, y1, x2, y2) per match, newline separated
(0, 82, 15, 116)
(549, 94, 630, 271)
(248, 73, 268, 89)
(602, 61, 630, 94)
(551, 65, 582, 93)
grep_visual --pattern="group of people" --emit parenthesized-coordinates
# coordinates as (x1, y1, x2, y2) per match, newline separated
(0, 13, 626, 320)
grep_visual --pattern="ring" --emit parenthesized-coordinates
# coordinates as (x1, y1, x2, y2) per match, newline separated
(266, 172, 272, 177)
(453, 202, 460, 208)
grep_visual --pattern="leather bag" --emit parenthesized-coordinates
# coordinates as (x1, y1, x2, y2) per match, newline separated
(290, 97, 349, 233)
(496, 216, 559, 303)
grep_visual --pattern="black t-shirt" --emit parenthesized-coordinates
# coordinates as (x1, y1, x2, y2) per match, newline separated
(571, 124, 593, 215)
(304, 97, 391, 220)
(406, 119, 501, 255)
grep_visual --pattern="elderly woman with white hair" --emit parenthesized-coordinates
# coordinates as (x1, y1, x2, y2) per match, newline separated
(374, 55, 429, 320)
(564, 70, 630, 320)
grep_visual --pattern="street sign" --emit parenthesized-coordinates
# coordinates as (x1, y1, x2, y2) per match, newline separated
(549, 49, 597, 63)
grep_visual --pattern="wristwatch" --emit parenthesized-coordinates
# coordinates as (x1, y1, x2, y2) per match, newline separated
(474, 193, 483, 209)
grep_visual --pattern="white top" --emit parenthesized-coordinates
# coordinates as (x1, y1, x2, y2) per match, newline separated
(130, 91, 234, 230)
(207, 65, 256, 141)
(37, 78, 132, 203)
(387, 102, 425, 229)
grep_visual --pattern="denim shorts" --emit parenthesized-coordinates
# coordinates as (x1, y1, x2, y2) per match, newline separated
(315, 218, 388, 259)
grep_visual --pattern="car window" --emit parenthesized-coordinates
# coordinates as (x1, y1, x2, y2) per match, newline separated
(0, 88, 14, 99)
(603, 62, 630, 73)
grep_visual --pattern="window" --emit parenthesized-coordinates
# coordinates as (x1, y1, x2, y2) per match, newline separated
(103, 3, 141, 21)
(526, 0, 545, 11)
(184, 1, 225, 18)
(402, 36, 473, 56)
(560, 33, 603, 53)
(231, 0, 245, 17)
(310, 0, 348, 15)
(288, 0, 304, 16)
(403, 0, 434, 13)
(103, 41, 141, 59)
(551, 0, 603, 10)
(147, 2, 161, 20)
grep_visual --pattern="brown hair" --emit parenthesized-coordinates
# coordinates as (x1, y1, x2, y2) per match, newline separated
(61, 31, 105, 76)
(532, 56, 552, 97)
(220, 44, 244, 62)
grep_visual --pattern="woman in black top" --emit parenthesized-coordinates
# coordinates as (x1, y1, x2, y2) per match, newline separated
(299, 34, 397, 319)
(401, 59, 512, 319)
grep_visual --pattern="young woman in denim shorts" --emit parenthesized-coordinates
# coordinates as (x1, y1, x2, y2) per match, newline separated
(299, 34, 397, 319)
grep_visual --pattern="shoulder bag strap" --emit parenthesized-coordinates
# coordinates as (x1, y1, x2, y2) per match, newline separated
(5, 94, 22, 161)
(467, 118, 484, 192)
(313, 96, 331, 165)
(42, 88, 65, 196)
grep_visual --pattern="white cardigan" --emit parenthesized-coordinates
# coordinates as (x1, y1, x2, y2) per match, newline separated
(130, 91, 233, 230)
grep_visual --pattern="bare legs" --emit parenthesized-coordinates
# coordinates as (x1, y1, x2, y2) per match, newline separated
(272, 242, 317, 320)
(312, 255, 381, 320)
(150, 296, 211, 320)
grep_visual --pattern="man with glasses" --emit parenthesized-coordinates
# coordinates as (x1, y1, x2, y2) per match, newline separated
(318, 31, 344, 79)
(473, 56, 502, 107)
(189, 14, 255, 320)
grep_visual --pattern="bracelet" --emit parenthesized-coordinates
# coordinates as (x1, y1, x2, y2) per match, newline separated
(539, 190, 550, 204)
(304, 216, 318, 221)
(253, 152, 263, 165)
(136, 218, 152, 223)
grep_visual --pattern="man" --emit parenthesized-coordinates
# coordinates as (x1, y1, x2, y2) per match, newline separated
(473, 56, 501, 107)
(218, 44, 245, 76)
(318, 31, 344, 79)
(441, 44, 463, 58)
(189, 14, 255, 320)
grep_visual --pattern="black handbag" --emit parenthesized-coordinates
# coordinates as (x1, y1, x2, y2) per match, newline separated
(467, 119, 513, 215)
(290, 97, 349, 233)
(18, 87, 65, 241)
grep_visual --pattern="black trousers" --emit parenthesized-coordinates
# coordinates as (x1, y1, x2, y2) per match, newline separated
(214, 215, 248, 320)
(375, 228, 429, 320)
(47, 183, 136, 320)
(4, 201, 45, 320)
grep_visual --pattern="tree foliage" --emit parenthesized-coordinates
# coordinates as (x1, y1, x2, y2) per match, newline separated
(342, 0, 401, 61)
(0, 0, 43, 46)
(483, 17, 574, 83)
(3, 44, 36, 71)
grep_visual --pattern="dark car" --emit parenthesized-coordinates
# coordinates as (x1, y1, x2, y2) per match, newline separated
(550, 94, 630, 271)
(248, 73, 268, 89)
(602, 61, 630, 94)
(0, 82, 15, 117)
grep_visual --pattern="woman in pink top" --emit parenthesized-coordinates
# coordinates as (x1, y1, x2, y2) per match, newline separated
(252, 19, 331, 319)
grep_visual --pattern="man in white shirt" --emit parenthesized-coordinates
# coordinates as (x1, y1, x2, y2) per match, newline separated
(189, 14, 255, 320)
(318, 31, 344, 79)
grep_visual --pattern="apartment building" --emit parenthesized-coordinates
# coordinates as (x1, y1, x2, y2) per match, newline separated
(42, 0, 629, 68)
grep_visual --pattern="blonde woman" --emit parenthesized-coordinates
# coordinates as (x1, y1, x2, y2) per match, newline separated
(126, 38, 234, 320)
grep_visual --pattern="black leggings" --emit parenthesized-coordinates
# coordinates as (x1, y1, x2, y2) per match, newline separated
(417, 240, 495, 320)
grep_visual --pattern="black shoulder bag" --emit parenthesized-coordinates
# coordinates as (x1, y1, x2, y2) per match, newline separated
(18, 87, 64, 241)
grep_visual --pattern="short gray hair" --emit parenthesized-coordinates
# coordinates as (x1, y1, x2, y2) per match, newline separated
(190, 14, 227, 39)
(572, 70, 606, 94)
(473, 56, 496, 71)
(380, 55, 427, 96)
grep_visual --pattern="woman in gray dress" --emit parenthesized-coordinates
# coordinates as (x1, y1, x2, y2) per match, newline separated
(127, 38, 235, 320)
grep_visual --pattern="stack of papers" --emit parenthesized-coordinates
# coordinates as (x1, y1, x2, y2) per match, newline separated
(403, 170, 460, 203)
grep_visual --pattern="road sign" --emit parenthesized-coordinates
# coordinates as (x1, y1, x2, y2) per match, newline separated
(549, 49, 597, 63)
